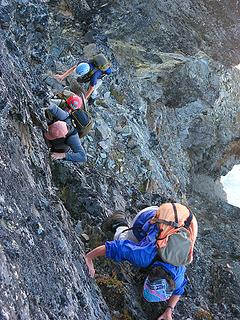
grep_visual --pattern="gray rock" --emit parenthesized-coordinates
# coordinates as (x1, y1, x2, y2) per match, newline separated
(1, 0, 240, 319)
(75, 220, 83, 234)
(95, 119, 112, 141)
(80, 233, 89, 242)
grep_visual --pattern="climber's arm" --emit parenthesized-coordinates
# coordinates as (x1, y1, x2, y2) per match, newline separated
(55, 65, 77, 81)
(85, 245, 106, 277)
(157, 295, 180, 320)
(85, 85, 95, 99)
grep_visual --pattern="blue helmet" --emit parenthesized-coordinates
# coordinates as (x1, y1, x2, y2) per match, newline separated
(76, 63, 90, 77)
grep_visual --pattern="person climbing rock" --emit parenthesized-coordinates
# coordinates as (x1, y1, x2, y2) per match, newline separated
(85, 203, 198, 320)
(44, 102, 87, 162)
(55, 53, 112, 102)
(49, 91, 93, 138)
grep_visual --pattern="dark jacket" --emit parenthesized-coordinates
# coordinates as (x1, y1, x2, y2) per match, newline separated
(45, 103, 87, 163)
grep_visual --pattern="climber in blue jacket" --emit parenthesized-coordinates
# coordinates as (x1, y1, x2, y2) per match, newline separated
(55, 53, 112, 102)
(85, 206, 188, 320)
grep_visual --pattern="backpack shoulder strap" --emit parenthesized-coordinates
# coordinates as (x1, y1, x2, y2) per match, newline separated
(79, 92, 88, 111)
(184, 210, 193, 229)
(171, 203, 178, 225)
(172, 202, 193, 229)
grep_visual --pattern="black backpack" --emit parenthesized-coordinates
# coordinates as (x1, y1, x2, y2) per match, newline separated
(91, 53, 111, 72)
(69, 93, 93, 138)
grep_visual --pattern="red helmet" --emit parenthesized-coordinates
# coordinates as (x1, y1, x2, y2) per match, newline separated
(66, 95, 83, 111)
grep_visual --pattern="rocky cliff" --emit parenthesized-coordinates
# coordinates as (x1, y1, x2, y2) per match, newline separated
(0, 0, 240, 319)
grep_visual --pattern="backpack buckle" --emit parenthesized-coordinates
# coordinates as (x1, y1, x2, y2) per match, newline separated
(170, 221, 179, 228)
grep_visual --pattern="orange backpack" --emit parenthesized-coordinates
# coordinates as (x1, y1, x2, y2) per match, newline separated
(150, 203, 198, 266)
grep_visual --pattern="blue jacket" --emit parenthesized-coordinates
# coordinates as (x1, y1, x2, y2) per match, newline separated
(78, 60, 112, 86)
(88, 62, 112, 86)
(105, 207, 187, 296)
(47, 103, 87, 163)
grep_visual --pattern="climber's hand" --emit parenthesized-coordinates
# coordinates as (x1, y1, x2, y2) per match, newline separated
(55, 74, 65, 82)
(85, 256, 95, 278)
(157, 308, 173, 320)
(51, 152, 66, 160)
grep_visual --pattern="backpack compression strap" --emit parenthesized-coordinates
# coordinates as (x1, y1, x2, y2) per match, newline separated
(154, 203, 179, 229)
(155, 219, 179, 228)
(184, 210, 193, 228)
(172, 202, 193, 229)
(171, 203, 178, 227)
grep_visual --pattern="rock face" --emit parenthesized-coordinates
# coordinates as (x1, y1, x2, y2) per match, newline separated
(0, 0, 240, 320)
(0, 23, 110, 320)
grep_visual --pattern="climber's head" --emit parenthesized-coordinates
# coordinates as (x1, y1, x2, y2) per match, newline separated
(143, 266, 175, 302)
(44, 121, 68, 140)
(66, 95, 83, 111)
(76, 63, 90, 77)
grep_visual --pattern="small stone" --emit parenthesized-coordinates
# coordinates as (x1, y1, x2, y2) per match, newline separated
(98, 141, 110, 151)
(83, 43, 97, 57)
(95, 119, 111, 140)
(87, 136, 94, 142)
(100, 152, 107, 159)
(28, 238, 35, 246)
(76, 291, 88, 307)
(112, 310, 121, 317)
(107, 159, 115, 169)
(103, 91, 111, 99)
(0, 205, 4, 218)
(80, 233, 89, 242)
(131, 147, 141, 156)
(36, 223, 45, 235)
(75, 221, 83, 234)
(0, 195, 5, 204)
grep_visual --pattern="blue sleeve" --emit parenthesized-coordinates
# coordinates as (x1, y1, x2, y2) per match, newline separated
(172, 277, 187, 296)
(48, 103, 69, 120)
(105, 240, 158, 268)
(90, 70, 103, 86)
(65, 133, 87, 163)
(105, 68, 112, 75)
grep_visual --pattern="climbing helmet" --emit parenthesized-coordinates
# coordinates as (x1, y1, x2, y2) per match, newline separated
(76, 63, 90, 77)
(66, 95, 83, 111)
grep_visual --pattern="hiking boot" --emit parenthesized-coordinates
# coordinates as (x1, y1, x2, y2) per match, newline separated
(102, 212, 129, 233)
